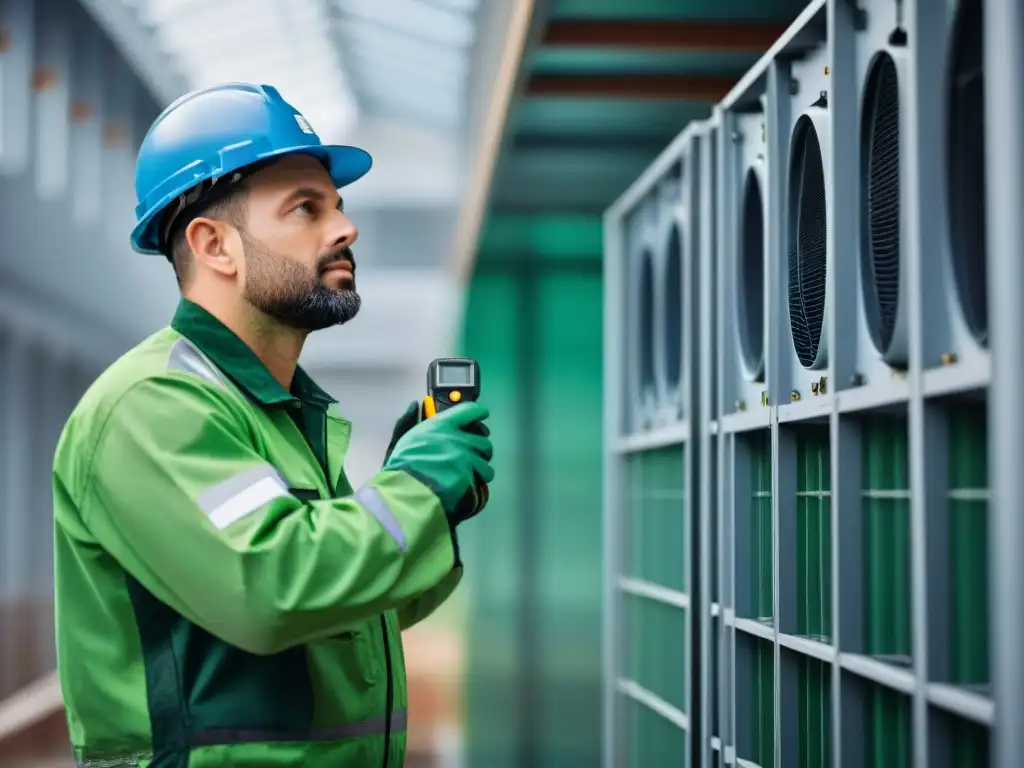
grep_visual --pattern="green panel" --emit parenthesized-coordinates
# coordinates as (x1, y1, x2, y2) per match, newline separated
(625, 695, 689, 766)
(865, 686, 912, 768)
(796, 427, 831, 641)
(797, 656, 831, 767)
(948, 403, 989, 686)
(750, 430, 773, 622)
(862, 416, 912, 662)
(740, 636, 775, 768)
(625, 446, 686, 591)
(479, 214, 604, 262)
(934, 708, 991, 768)
(460, 272, 524, 768)
(535, 272, 604, 766)
(624, 593, 688, 713)
(462, 214, 604, 768)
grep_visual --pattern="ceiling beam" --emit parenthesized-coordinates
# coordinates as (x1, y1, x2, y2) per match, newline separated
(524, 73, 735, 101)
(542, 19, 788, 52)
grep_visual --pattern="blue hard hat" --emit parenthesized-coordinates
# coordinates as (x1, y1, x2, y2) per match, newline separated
(130, 82, 372, 255)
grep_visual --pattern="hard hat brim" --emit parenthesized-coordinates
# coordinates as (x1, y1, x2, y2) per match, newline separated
(130, 143, 373, 255)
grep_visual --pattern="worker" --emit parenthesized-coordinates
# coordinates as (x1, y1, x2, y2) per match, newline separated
(50, 83, 494, 768)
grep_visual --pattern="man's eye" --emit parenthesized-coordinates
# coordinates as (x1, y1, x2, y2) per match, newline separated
(296, 201, 316, 215)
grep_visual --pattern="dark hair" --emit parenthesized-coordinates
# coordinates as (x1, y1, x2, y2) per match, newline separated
(166, 184, 249, 289)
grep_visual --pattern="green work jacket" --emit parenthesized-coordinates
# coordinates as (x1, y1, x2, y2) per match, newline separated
(52, 299, 462, 767)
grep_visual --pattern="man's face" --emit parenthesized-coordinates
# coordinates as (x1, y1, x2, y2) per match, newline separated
(234, 154, 361, 331)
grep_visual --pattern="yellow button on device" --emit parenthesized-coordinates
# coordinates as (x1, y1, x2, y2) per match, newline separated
(450, 390, 462, 402)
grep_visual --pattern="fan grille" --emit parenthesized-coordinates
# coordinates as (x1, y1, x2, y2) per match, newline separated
(739, 167, 766, 378)
(639, 248, 656, 396)
(787, 115, 828, 369)
(948, 0, 988, 345)
(664, 225, 683, 391)
(860, 52, 902, 356)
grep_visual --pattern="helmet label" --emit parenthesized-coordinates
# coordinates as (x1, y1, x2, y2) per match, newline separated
(294, 114, 316, 135)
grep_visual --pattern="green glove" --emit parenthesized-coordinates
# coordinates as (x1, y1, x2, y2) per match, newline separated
(383, 401, 495, 524)
(383, 400, 491, 466)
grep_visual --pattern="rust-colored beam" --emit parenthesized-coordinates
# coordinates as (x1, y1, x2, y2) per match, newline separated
(524, 74, 736, 101)
(543, 19, 787, 52)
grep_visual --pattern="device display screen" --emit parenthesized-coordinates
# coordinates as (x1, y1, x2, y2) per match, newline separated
(437, 362, 472, 386)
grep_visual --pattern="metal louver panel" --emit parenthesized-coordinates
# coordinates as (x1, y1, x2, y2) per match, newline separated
(787, 114, 828, 369)
(860, 52, 903, 358)
(947, 0, 988, 345)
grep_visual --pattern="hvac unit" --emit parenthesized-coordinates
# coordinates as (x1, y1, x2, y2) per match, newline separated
(620, 124, 707, 435)
(719, 104, 770, 419)
(946, 0, 986, 348)
(855, 2, 912, 372)
(717, 4, 831, 411)
(653, 137, 701, 428)
(786, 47, 832, 380)
(936, 0, 989, 378)
(653, 173, 685, 426)
(626, 202, 660, 433)
(720, 98, 770, 417)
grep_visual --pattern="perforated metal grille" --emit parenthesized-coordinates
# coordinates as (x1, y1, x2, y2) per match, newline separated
(739, 167, 766, 378)
(948, 0, 988, 345)
(860, 52, 902, 356)
(639, 248, 656, 396)
(787, 116, 828, 369)
(664, 225, 683, 391)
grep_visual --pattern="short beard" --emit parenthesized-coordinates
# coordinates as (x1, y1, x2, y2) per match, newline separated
(239, 230, 361, 331)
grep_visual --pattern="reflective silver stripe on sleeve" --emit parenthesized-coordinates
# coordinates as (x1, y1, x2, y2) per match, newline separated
(353, 485, 408, 552)
(197, 464, 290, 530)
(168, 337, 230, 388)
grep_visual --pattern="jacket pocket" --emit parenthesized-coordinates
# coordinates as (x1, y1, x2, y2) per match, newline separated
(331, 629, 378, 687)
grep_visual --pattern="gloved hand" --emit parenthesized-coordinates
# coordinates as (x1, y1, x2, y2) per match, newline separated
(383, 400, 491, 465)
(383, 401, 495, 527)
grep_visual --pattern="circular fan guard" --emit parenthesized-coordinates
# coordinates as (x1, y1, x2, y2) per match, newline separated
(739, 167, 766, 378)
(860, 52, 903, 357)
(663, 224, 683, 392)
(787, 115, 829, 369)
(947, 0, 988, 345)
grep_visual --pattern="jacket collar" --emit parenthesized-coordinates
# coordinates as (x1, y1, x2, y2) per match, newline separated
(170, 299, 335, 409)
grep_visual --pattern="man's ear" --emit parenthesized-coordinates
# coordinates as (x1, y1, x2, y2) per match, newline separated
(185, 217, 239, 278)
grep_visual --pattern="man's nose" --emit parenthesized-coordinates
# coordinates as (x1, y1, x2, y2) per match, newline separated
(327, 211, 358, 251)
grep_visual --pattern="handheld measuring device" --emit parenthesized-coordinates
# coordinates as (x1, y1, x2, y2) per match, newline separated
(423, 357, 489, 513)
(423, 357, 480, 418)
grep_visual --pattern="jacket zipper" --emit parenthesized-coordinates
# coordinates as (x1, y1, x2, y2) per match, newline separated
(380, 616, 394, 767)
